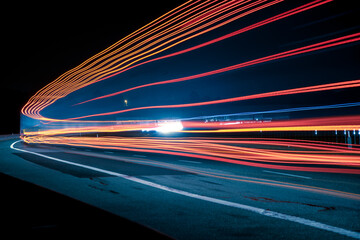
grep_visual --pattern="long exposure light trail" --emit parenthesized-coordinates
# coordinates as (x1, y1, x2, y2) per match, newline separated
(21, 0, 338, 120)
(181, 115, 360, 132)
(79, 26, 358, 111)
(76, 0, 334, 106)
(68, 78, 360, 120)
(22, 0, 284, 120)
(22, 136, 360, 174)
(181, 102, 360, 121)
(22, 115, 360, 139)
(26, 141, 359, 200)
(20, 0, 360, 177)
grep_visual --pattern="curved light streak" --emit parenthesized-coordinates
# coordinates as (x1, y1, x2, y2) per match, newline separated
(19, 0, 359, 176)
(67, 78, 360, 120)
(22, 136, 360, 174)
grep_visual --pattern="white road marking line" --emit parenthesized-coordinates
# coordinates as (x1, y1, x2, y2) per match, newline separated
(178, 160, 202, 164)
(263, 170, 312, 179)
(133, 154, 147, 158)
(10, 140, 360, 239)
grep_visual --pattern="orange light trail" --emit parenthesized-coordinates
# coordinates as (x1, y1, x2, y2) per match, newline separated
(75, 0, 334, 106)
(67, 78, 360, 120)
(22, 136, 360, 174)
(19, 0, 360, 176)
(22, 115, 360, 136)
(22, 0, 284, 121)
(52, 146, 360, 200)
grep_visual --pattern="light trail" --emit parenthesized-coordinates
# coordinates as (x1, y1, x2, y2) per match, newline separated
(179, 102, 360, 121)
(22, 0, 284, 120)
(21, 136, 360, 174)
(75, 0, 334, 106)
(10, 140, 360, 239)
(21, 0, 342, 121)
(19, 0, 359, 176)
(18, 139, 360, 200)
(181, 115, 360, 132)
(67, 78, 360, 120)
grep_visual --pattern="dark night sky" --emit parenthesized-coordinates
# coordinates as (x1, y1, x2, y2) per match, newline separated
(1, 1, 186, 134)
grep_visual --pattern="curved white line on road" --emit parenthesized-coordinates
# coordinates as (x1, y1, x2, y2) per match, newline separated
(10, 140, 360, 239)
(263, 170, 312, 179)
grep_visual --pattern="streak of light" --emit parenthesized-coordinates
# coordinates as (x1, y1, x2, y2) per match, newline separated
(22, 0, 284, 121)
(21, 136, 360, 174)
(67, 78, 360, 120)
(75, 0, 334, 106)
(57, 146, 360, 200)
(21, 115, 360, 137)
(180, 102, 360, 121)
(19, 0, 360, 179)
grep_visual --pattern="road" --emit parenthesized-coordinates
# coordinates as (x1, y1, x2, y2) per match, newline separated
(1, 137, 360, 239)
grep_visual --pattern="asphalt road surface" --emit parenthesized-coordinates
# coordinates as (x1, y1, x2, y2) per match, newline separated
(1, 137, 360, 239)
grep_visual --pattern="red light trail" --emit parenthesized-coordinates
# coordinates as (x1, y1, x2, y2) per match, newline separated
(67, 78, 360, 120)
(22, 0, 341, 120)
(24, 31, 359, 121)
(19, 0, 360, 175)
(22, 0, 284, 120)
(75, 0, 335, 106)
(22, 136, 360, 174)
